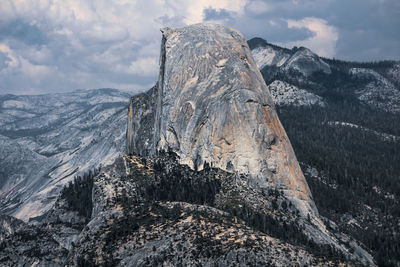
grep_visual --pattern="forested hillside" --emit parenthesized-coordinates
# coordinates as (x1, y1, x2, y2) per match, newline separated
(249, 38, 400, 266)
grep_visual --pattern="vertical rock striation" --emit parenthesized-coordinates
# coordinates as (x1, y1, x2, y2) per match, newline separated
(127, 23, 317, 218)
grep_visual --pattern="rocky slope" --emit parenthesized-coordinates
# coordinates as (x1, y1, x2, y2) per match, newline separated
(250, 38, 331, 79)
(0, 89, 130, 221)
(127, 23, 316, 220)
(0, 154, 364, 266)
(248, 37, 400, 113)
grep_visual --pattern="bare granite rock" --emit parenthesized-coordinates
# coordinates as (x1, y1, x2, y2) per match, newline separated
(127, 23, 316, 219)
(126, 23, 376, 266)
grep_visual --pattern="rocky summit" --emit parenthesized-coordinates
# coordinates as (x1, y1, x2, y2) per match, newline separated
(127, 23, 316, 220)
(126, 23, 374, 265)
(0, 24, 377, 266)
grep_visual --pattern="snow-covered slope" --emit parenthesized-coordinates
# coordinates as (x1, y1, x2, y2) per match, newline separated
(268, 80, 325, 107)
(0, 89, 131, 221)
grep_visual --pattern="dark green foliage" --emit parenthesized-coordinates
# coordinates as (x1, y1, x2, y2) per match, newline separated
(321, 57, 397, 75)
(223, 198, 348, 263)
(60, 169, 98, 221)
(134, 154, 347, 263)
(146, 160, 221, 206)
(77, 252, 96, 267)
(252, 48, 400, 264)
(274, 88, 400, 266)
(277, 105, 400, 204)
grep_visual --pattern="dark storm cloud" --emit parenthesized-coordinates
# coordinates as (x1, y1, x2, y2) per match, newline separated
(0, 20, 47, 46)
(204, 8, 315, 43)
(326, 0, 400, 61)
(203, 8, 233, 21)
(0, 0, 398, 95)
(232, 0, 400, 61)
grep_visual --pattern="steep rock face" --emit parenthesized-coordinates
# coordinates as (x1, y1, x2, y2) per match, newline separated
(125, 25, 378, 265)
(126, 87, 156, 156)
(127, 23, 316, 218)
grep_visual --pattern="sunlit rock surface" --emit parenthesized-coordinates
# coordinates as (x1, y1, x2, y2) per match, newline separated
(127, 23, 316, 218)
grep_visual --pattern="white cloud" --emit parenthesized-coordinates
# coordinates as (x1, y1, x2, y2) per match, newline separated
(0, 44, 19, 70)
(0, 0, 248, 94)
(282, 17, 339, 58)
(0, 0, 397, 94)
(126, 57, 159, 76)
(246, 1, 271, 14)
(20, 58, 54, 81)
(79, 24, 128, 44)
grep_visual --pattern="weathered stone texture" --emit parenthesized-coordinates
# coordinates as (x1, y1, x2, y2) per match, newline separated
(127, 23, 316, 217)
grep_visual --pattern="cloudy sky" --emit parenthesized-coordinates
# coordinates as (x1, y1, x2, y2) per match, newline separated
(0, 0, 399, 95)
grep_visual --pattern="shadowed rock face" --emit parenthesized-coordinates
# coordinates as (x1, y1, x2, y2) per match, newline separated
(127, 23, 316, 217)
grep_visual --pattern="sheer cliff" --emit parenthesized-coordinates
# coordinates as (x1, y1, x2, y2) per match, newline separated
(126, 23, 374, 265)
(127, 23, 316, 219)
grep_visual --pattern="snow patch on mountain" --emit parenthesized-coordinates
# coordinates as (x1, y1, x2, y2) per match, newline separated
(2, 100, 32, 109)
(350, 68, 400, 113)
(268, 80, 325, 107)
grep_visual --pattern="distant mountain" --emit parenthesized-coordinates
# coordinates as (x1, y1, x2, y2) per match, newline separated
(248, 37, 400, 266)
(248, 37, 400, 113)
(0, 89, 130, 220)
